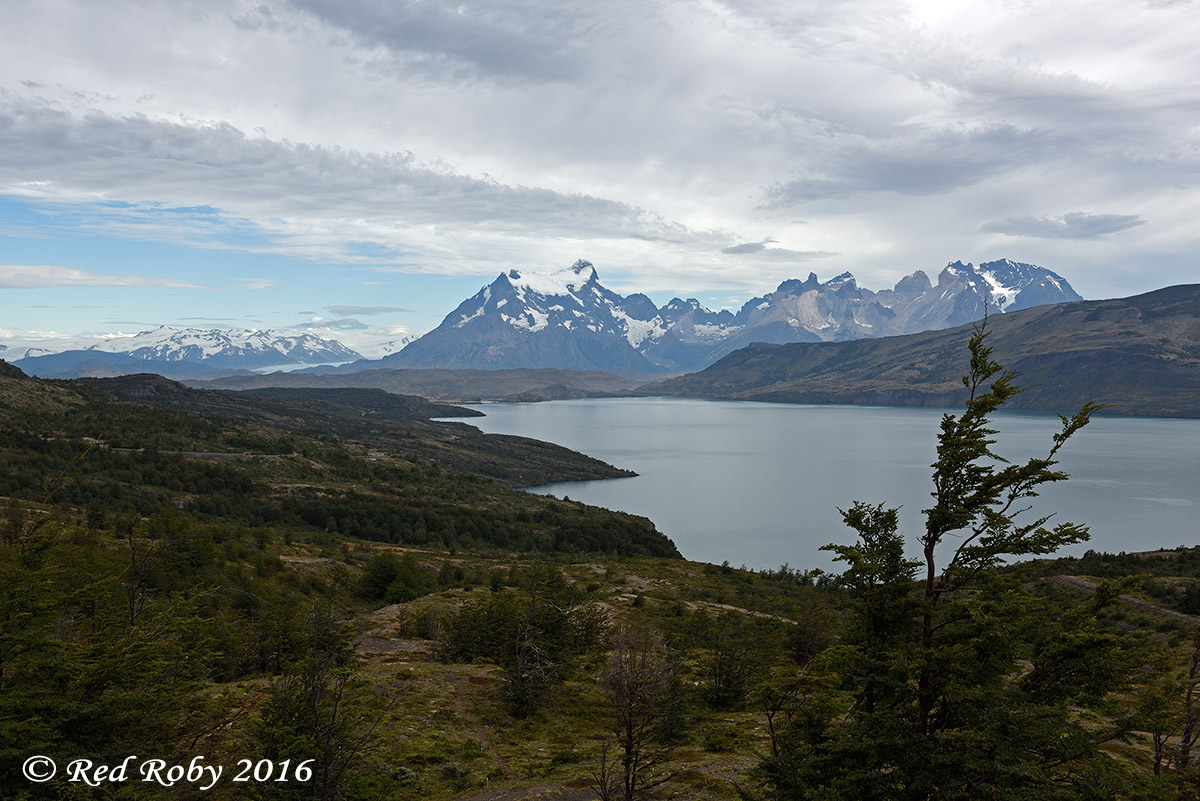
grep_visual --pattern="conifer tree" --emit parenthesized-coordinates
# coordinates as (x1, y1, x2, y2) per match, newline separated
(751, 318, 1159, 799)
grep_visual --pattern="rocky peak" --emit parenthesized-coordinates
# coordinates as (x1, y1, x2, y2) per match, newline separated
(892, 270, 932, 300)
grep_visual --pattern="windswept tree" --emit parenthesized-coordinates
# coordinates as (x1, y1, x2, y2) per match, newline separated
(751, 318, 1157, 800)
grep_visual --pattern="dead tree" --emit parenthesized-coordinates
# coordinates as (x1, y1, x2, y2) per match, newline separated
(598, 625, 687, 801)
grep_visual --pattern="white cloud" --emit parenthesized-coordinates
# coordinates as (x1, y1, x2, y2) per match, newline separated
(0, 100, 713, 273)
(232, 277, 277, 290)
(1, 0, 1199, 306)
(324, 305, 411, 315)
(981, 213, 1146, 240)
(0, 264, 207, 289)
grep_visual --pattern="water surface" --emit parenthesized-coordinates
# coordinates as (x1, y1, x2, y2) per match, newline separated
(459, 398, 1200, 570)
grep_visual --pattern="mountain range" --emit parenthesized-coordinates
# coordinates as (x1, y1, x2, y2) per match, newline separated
(189, 282, 1200, 417)
(12, 326, 363, 379)
(378, 258, 1081, 373)
(638, 284, 1200, 418)
(11, 258, 1081, 378)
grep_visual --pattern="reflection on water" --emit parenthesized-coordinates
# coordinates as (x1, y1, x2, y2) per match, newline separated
(462, 398, 1200, 570)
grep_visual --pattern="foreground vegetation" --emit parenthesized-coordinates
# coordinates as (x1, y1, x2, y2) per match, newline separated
(4, 330, 1200, 800)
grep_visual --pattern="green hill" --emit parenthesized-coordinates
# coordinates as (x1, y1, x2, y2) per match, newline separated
(80, 374, 635, 487)
(0, 368, 676, 558)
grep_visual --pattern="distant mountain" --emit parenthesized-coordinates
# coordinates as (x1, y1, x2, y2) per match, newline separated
(14, 326, 362, 379)
(638, 284, 1200, 418)
(10, 350, 240, 380)
(375, 334, 421, 357)
(387, 260, 659, 371)
(382, 259, 1081, 373)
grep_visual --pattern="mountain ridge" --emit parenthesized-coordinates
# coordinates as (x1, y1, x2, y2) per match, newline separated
(636, 284, 1200, 418)
(13, 326, 362, 378)
(379, 258, 1082, 373)
(9, 259, 1082, 379)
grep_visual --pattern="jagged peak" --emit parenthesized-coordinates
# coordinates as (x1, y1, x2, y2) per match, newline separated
(660, 296, 717, 318)
(938, 262, 974, 286)
(977, 258, 1055, 281)
(892, 270, 932, 300)
(985, 257, 1021, 270)
(774, 273, 821, 294)
(898, 269, 931, 284)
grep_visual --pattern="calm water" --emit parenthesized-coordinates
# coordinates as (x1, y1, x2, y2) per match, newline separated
(456, 398, 1200, 571)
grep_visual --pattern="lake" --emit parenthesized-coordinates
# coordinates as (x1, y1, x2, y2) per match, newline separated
(456, 398, 1200, 571)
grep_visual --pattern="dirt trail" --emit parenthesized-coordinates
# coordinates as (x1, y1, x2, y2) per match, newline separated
(1051, 574, 1197, 622)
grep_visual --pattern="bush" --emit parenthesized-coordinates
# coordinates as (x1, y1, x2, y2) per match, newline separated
(356, 552, 434, 603)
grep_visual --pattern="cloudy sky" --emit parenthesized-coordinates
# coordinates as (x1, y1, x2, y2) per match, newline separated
(2, 0, 1197, 356)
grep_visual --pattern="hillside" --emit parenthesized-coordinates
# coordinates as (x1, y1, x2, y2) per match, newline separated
(640, 284, 1200, 417)
(0, 366, 676, 558)
(187, 366, 647, 402)
(78, 375, 640, 488)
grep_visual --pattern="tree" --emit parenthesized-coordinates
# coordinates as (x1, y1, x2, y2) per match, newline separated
(1147, 626, 1200, 793)
(253, 605, 394, 801)
(751, 318, 1157, 799)
(595, 625, 689, 801)
(442, 565, 605, 716)
(705, 612, 781, 709)
(121, 514, 160, 627)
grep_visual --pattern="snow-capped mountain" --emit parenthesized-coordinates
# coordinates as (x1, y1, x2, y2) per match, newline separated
(369, 334, 423, 358)
(386, 261, 663, 370)
(386, 259, 1082, 372)
(13, 327, 363, 378)
(83, 326, 362, 368)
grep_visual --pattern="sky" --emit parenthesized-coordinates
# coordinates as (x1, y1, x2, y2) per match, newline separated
(2, 0, 1198, 357)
